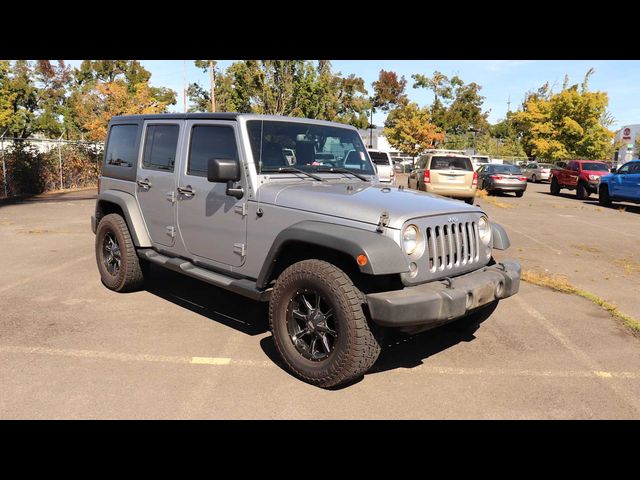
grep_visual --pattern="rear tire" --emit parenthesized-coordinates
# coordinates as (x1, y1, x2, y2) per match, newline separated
(550, 177, 560, 195)
(515, 190, 524, 197)
(269, 259, 381, 388)
(464, 197, 474, 205)
(599, 185, 612, 207)
(95, 213, 145, 292)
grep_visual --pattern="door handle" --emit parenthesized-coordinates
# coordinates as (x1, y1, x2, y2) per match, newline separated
(137, 179, 152, 189)
(177, 185, 196, 197)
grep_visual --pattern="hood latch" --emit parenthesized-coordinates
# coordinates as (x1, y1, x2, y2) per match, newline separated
(376, 211, 390, 233)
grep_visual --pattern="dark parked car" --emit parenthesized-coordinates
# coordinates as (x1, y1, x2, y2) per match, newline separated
(477, 164, 528, 197)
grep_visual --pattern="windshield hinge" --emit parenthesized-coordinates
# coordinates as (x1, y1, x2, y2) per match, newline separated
(376, 211, 390, 233)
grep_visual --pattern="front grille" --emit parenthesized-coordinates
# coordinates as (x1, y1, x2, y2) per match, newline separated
(425, 221, 480, 273)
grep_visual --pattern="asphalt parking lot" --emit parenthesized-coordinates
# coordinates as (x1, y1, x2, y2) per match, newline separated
(1, 182, 639, 419)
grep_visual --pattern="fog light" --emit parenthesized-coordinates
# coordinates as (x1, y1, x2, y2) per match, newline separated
(409, 262, 418, 277)
(465, 292, 474, 309)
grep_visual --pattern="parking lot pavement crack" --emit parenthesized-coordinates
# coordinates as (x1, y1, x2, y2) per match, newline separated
(514, 295, 640, 414)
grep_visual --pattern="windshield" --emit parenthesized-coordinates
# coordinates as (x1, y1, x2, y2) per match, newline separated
(489, 165, 522, 174)
(368, 151, 391, 165)
(430, 156, 473, 171)
(247, 120, 375, 176)
(581, 162, 609, 171)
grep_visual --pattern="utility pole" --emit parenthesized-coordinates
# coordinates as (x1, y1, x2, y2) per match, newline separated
(507, 96, 511, 113)
(183, 60, 187, 113)
(209, 60, 216, 112)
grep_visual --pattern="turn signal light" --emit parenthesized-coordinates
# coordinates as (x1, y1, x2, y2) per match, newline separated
(357, 254, 368, 267)
(472, 171, 478, 186)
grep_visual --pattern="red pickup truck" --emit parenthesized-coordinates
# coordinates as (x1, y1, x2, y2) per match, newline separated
(550, 160, 610, 199)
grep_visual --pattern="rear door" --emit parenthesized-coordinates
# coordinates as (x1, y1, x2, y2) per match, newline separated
(430, 156, 474, 191)
(176, 120, 247, 267)
(135, 120, 182, 247)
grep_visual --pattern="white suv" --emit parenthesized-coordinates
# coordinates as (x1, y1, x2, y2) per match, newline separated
(367, 149, 396, 184)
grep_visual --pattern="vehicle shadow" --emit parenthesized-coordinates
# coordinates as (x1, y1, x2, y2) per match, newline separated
(145, 263, 496, 388)
(581, 199, 640, 214)
(0, 190, 97, 207)
(144, 264, 269, 336)
(369, 301, 497, 376)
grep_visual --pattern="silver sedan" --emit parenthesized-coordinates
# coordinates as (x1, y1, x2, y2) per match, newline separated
(523, 163, 554, 183)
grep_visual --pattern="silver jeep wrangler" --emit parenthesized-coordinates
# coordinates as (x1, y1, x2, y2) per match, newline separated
(92, 113, 521, 388)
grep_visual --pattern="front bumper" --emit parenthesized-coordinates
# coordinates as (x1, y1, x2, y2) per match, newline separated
(366, 260, 521, 327)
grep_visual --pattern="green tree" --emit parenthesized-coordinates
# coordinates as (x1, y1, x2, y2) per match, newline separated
(384, 102, 444, 156)
(511, 70, 614, 160)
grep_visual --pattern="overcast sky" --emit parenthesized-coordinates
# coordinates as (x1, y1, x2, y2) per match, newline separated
(65, 60, 640, 131)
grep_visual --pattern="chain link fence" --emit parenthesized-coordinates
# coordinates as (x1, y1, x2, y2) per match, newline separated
(0, 137, 104, 199)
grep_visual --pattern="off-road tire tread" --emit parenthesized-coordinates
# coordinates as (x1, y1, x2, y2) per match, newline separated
(269, 259, 381, 388)
(95, 213, 144, 292)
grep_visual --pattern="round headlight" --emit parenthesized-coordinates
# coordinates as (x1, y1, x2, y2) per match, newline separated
(478, 216, 491, 245)
(402, 225, 420, 255)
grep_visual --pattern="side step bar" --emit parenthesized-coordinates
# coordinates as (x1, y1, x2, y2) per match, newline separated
(138, 249, 270, 302)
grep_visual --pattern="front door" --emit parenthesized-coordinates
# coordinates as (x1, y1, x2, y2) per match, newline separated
(135, 121, 182, 247)
(177, 120, 247, 267)
(620, 162, 640, 199)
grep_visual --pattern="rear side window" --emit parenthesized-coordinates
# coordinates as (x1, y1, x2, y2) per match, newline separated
(188, 125, 238, 177)
(105, 124, 138, 168)
(429, 156, 472, 171)
(368, 151, 391, 165)
(142, 124, 180, 172)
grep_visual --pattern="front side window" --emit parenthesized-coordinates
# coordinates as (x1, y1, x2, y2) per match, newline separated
(142, 124, 179, 172)
(247, 120, 375, 175)
(617, 163, 632, 174)
(188, 125, 239, 177)
(105, 124, 138, 168)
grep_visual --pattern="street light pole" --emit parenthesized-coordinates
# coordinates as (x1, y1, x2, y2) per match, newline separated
(369, 108, 374, 148)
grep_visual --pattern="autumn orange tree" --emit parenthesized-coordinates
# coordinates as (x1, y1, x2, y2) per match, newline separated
(384, 102, 444, 156)
(69, 61, 176, 141)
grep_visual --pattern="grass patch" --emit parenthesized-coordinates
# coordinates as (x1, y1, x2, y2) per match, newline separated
(521, 270, 640, 334)
(571, 244, 602, 254)
(614, 257, 640, 275)
(475, 189, 513, 209)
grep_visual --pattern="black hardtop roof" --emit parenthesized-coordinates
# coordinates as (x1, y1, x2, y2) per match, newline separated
(110, 112, 241, 122)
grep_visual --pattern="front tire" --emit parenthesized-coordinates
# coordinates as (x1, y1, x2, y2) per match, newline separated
(269, 259, 381, 388)
(599, 185, 612, 207)
(576, 182, 589, 200)
(550, 177, 560, 195)
(95, 213, 145, 292)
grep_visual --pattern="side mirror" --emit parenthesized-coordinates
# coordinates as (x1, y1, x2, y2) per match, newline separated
(207, 158, 240, 183)
(207, 158, 244, 199)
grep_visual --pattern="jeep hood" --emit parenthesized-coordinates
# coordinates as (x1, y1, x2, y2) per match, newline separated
(257, 180, 482, 229)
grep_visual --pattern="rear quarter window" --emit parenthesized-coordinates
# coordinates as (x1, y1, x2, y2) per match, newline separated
(104, 124, 139, 168)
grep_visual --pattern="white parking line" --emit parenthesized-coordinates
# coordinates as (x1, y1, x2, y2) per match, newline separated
(498, 221, 562, 255)
(0, 254, 93, 295)
(1, 345, 639, 380)
(514, 295, 640, 413)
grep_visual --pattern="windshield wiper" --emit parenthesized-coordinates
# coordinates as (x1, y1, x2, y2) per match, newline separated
(315, 166, 369, 182)
(261, 166, 323, 182)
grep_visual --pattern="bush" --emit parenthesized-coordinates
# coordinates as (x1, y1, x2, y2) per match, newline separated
(0, 140, 103, 197)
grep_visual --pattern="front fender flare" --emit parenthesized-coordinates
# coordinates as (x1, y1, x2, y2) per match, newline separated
(97, 190, 152, 247)
(256, 221, 410, 289)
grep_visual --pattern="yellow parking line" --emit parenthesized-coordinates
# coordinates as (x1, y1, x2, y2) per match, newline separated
(594, 371, 613, 378)
(190, 357, 232, 365)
